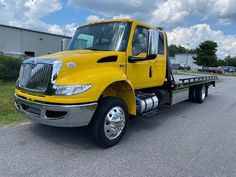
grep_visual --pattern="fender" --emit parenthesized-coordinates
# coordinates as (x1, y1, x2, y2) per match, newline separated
(101, 80, 136, 115)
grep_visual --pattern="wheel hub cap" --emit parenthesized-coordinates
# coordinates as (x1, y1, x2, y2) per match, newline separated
(104, 106, 125, 140)
(202, 86, 206, 100)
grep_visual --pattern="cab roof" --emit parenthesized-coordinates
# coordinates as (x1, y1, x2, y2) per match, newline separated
(79, 18, 164, 32)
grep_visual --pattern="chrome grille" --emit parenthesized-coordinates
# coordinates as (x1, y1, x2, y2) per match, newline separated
(19, 63, 53, 92)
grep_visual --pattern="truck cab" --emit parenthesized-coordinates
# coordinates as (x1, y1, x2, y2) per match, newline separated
(15, 19, 217, 147)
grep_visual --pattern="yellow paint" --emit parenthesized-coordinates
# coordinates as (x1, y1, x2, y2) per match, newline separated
(15, 19, 167, 116)
(126, 20, 167, 89)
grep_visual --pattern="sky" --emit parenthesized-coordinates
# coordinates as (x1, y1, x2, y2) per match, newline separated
(0, 0, 236, 58)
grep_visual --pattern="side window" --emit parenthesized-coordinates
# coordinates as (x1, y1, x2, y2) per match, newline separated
(158, 32, 164, 55)
(132, 26, 149, 56)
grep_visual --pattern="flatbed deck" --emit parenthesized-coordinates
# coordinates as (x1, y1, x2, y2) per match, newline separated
(172, 75, 217, 89)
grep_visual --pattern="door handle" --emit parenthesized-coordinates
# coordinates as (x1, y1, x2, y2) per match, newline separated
(149, 66, 153, 78)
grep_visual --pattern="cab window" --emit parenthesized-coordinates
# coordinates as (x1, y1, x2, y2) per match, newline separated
(132, 26, 149, 56)
(158, 32, 164, 55)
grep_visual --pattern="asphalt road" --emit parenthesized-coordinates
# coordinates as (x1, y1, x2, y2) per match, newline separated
(0, 76, 236, 177)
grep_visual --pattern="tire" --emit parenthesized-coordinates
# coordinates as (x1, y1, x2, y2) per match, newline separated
(195, 84, 206, 103)
(205, 86, 209, 97)
(89, 96, 129, 148)
(188, 87, 195, 102)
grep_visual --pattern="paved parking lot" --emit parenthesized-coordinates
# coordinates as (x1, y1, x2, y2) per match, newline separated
(0, 76, 236, 177)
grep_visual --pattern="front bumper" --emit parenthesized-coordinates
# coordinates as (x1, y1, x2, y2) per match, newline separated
(14, 95, 97, 127)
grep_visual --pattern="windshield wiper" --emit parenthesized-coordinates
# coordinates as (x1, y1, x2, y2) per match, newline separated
(83, 47, 101, 51)
(83, 47, 109, 51)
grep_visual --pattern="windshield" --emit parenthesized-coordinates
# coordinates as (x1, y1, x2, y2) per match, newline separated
(68, 22, 131, 51)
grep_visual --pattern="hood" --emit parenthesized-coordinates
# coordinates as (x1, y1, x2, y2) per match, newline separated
(40, 50, 120, 62)
(36, 50, 127, 67)
(35, 50, 126, 85)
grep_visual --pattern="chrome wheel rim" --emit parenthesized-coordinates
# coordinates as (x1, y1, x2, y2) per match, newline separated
(104, 106, 126, 140)
(202, 86, 206, 100)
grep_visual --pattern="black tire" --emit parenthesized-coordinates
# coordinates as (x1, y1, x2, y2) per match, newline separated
(195, 84, 206, 103)
(188, 87, 195, 102)
(205, 86, 209, 97)
(89, 96, 129, 148)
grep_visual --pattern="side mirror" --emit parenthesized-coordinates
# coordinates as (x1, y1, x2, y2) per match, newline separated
(147, 29, 159, 58)
(146, 54, 157, 60)
(128, 53, 156, 63)
(128, 55, 146, 63)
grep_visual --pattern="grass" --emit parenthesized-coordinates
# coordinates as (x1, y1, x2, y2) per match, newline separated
(0, 82, 26, 126)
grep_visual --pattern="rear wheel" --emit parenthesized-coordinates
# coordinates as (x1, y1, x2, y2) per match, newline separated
(89, 97, 129, 148)
(188, 87, 195, 102)
(205, 86, 209, 97)
(195, 84, 206, 103)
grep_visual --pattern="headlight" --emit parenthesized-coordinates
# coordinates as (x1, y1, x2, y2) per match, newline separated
(55, 84, 91, 96)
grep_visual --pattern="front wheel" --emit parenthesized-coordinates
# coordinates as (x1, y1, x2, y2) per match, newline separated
(89, 97, 129, 148)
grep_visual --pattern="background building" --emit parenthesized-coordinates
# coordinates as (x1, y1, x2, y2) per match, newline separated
(0, 24, 72, 58)
(170, 54, 201, 70)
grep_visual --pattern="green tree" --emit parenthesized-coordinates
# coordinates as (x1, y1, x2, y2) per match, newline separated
(168, 44, 196, 57)
(225, 56, 236, 67)
(169, 44, 179, 57)
(217, 59, 226, 66)
(193, 40, 218, 67)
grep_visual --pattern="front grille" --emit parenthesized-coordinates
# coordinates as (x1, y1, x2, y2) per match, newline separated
(19, 63, 53, 92)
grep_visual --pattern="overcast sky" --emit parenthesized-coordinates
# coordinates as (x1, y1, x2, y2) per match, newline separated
(0, 0, 236, 58)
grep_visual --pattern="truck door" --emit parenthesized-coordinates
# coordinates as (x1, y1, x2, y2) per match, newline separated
(127, 25, 153, 89)
(127, 25, 166, 89)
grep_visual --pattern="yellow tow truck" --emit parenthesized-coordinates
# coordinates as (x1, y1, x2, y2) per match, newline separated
(15, 19, 217, 147)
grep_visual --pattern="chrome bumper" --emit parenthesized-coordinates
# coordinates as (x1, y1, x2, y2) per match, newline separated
(14, 95, 97, 127)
